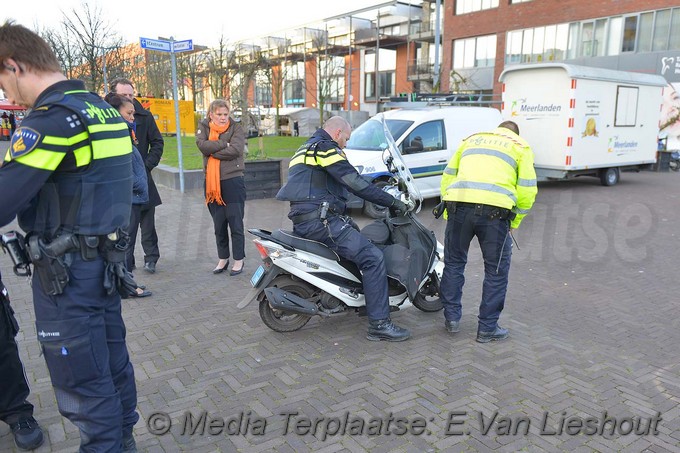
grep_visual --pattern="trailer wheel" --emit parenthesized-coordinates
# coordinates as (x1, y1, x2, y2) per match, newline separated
(599, 168, 619, 186)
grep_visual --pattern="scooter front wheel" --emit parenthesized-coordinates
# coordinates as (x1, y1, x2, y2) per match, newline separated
(412, 278, 444, 312)
(259, 276, 313, 332)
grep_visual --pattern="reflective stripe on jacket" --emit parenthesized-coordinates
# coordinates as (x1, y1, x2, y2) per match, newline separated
(7, 83, 133, 235)
(440, 127, 537, 228)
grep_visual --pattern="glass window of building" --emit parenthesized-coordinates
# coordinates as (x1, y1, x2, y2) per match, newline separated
(652, 9, 671, 51)
(521, 29, 534, 62)
(505, 25, 570, 63)
(319, 55, 345, 104)
(506, 30, 523, 64)
(508, 7, 679, 62)
(510, 0, 532, 3)
(456, 0, 499, 15)
(637, 12, 654, 52)
(453, 35, 496, 68)
(532, 27, 545, 61)
(284, 61, 305, 106)
(622, 16, 638, 52)
(364, 49, 396, 101)
(671, 9, 680, 49)
(607, 17, 623, 55)
(580, 20, 605, 57)
(555, 24, 570, 60)
(567, 23, 579, 59)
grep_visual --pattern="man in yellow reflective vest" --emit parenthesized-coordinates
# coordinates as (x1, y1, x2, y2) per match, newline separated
(439, 121, 537, 343)
(0, 22, 139, 451)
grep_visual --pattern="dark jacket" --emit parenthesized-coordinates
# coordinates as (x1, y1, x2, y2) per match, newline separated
(195, 117, 246, 180)
(132, 98, 164, 207)
(0, 80, 132, 234)
(276, 128, 396, 216)
(131, 145, 149, 205)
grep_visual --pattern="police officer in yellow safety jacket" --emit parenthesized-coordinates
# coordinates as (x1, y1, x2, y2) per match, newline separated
(0, 22, 139, 452)
(439, 120, 537, 343)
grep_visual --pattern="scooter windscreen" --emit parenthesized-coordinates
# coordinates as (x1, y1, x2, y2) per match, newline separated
(380, 116, 423, 212)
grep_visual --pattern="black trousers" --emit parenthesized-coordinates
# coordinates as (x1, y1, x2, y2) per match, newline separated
(128, 204, 160, 268)
(208, 202, 245, 260)
(0, 281, 34, 426)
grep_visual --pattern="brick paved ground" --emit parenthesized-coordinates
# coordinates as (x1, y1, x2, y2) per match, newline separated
(1, 157, 680, 451)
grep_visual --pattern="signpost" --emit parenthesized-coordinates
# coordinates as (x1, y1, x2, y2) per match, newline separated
(140, 37, 194, 192)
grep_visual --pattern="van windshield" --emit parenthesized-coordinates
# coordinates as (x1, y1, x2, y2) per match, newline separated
(347, 119, 413, 151)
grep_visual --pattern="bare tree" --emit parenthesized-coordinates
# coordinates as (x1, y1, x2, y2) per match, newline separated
(144, 51, 172, 98)
(176, 46, 209, 110)
(39, 23, 81, 80)
(61, 2, 123, 93)
(259, 36, 291, 135)
(230, 43, 264, 137)
(308, 30, 344, 127)
(205, 35, 236, 100)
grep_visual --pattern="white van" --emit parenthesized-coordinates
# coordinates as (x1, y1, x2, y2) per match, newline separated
(344, 106, 502, 217)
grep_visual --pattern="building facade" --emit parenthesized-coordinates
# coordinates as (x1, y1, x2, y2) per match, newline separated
(94, 0, 679, 141)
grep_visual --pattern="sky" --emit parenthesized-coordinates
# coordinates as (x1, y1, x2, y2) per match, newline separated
(4, 0, 392, 47)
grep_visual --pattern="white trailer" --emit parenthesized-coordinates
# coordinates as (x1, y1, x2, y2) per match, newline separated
(499, 63, 667, 185)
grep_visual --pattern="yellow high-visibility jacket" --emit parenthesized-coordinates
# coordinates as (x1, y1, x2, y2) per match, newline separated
(440, 127, 537, 228)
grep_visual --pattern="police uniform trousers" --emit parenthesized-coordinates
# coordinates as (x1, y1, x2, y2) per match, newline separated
(293, 215, 390, 320)
(0, 280, 35, 426)
(32, 254, 139, 452)
(439, 204, 513, 332)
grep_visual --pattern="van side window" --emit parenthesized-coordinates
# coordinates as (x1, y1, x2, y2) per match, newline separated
(402, 120, 446, 154)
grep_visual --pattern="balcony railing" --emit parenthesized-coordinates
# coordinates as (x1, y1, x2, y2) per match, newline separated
(407, 62, 435, 78)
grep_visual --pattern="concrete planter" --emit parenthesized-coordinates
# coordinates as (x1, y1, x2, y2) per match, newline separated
(154, 159, 287, 200)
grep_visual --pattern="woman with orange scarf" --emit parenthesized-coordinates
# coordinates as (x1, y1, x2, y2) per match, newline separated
(196, 100, 247, 275)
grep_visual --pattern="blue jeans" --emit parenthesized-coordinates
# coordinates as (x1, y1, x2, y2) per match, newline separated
(440, 204, 512, 332)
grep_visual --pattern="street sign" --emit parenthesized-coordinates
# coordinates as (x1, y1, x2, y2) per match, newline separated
(138, 35, 194, 192)
(139, 37, 172, 52)
(172, 39, 193, 52)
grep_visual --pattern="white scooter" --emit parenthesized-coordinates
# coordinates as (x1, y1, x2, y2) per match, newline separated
(238, 120, 444, 333)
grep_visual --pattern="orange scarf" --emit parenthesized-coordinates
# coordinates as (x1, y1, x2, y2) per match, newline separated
(205, 119, 230, 205)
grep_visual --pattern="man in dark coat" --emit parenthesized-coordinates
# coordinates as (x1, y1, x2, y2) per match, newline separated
(110, 77, 164, 273)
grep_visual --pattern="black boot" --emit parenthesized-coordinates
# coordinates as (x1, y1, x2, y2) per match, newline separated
(10, 416, 44, 451)
(367, 318, 411, 342)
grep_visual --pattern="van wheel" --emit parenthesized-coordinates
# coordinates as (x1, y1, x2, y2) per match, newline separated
(599, 168, 619, 186)
(363, 181, 389, 219)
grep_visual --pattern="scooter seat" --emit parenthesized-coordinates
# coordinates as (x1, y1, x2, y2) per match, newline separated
(272, 230, 340, 262)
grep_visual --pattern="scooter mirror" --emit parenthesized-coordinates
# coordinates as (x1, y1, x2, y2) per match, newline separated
(381, 148, 394, 170)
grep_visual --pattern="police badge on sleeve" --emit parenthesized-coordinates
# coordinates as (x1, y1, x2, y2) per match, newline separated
(9, 127, 42, 160)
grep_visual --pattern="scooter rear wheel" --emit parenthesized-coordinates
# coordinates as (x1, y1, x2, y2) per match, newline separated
(259, 276, 313, 332)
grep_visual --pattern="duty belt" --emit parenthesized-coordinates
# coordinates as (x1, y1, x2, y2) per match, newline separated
(446, 202, 515, 220)
(290, 205, 339, 224)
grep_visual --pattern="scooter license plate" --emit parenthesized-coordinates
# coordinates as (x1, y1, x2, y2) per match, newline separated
(250, 265, 266, 287)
